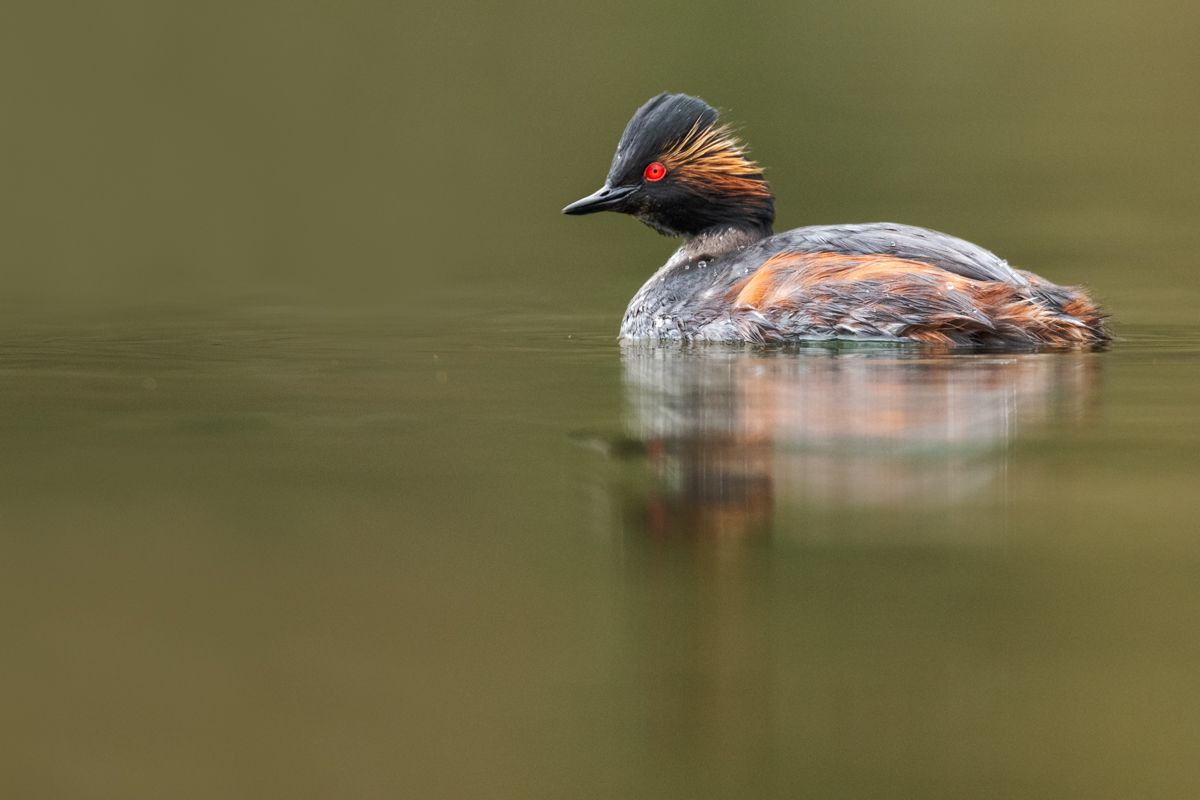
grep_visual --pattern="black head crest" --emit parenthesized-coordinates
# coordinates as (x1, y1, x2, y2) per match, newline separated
(564, 93, 774, 237)
(607, 94, 719, 186)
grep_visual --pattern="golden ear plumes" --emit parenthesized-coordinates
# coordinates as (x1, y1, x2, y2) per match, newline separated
(659, 121, 771, 201)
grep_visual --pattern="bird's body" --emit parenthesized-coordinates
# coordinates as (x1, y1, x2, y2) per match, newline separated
(620, 221, 1105, 346)
(565, 94, 1108, 347)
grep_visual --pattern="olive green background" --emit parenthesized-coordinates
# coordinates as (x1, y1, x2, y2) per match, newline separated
(4, 1, 1198, 320)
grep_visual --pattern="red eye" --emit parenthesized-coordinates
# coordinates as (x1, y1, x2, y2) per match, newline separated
(643, 161, 667, 182)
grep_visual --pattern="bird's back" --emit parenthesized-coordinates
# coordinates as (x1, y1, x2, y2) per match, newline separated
(753, 222, 1026, 285)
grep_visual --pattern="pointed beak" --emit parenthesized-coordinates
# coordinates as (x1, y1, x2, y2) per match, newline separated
(562, 183, 636, 215)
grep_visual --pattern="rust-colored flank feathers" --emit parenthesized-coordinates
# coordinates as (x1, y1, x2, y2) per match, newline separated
(728, 252, 1107, 347)
(660, 121, 770, 201)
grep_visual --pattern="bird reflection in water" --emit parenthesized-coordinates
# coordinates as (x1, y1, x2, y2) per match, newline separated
(590, 345, 1100, 793)
(614, 345, 1099, 543)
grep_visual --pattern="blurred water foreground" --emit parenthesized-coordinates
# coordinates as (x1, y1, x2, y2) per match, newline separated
(3, 309, 1199, 797)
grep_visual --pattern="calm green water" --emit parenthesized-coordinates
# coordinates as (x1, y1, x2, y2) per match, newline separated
(4, 0, 1200, 797)
(2, 306, 1198, 798)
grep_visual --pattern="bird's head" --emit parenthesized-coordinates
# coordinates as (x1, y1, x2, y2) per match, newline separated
(563, 93, 774, 239)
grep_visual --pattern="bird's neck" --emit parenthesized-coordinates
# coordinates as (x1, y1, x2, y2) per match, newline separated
(680, 224, 771, 262)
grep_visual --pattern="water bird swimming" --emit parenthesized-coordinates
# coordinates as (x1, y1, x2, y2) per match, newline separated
(563, 93, 1109, 347)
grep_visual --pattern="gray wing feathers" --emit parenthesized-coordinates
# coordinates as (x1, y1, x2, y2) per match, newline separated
(769, 223, 1029, 286)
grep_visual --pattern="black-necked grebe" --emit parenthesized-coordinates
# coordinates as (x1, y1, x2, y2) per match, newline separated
(563, 93, 1109, 347)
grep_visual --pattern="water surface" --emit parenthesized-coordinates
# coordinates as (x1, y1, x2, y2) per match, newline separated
(3, 306, 1197, 798)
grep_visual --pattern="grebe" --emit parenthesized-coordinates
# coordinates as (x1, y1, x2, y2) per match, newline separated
(563, 93, 1108, 347)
